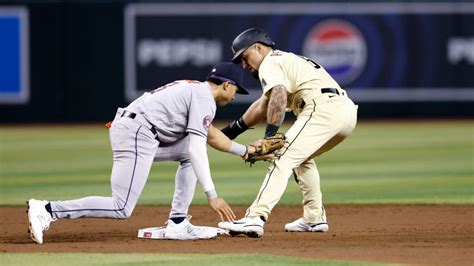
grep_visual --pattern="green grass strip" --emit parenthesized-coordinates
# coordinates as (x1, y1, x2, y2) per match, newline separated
(1, 121, 473, 205)
(0, 253, 397, 266)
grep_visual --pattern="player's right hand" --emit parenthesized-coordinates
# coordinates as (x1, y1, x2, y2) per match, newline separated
(208, 197, 236, 222)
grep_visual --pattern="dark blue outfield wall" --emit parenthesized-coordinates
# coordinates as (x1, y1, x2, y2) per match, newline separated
(0, 2, 472, 122)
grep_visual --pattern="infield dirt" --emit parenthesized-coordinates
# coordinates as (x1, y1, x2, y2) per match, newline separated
(1, 205, 473, 265)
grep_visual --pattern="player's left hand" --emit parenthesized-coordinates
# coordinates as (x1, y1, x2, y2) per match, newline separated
(208, 197, 236, 222)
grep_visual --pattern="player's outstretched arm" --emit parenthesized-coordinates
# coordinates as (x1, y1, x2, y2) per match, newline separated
(221, 96, 268, 139)
(188, 133, 236, 221)
(207, 125, 234, 152)
(242, 96, 269, 127)
(207, 125, 256, 156)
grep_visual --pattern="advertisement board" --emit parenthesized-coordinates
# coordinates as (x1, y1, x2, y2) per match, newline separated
(125, 3, 474, 103)
(0, 7, 29, 104)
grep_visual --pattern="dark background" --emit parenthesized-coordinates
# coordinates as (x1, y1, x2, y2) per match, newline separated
(0, 0, 472, 123)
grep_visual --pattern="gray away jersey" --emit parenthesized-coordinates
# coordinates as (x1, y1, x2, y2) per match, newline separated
(126, 80, 216, 143)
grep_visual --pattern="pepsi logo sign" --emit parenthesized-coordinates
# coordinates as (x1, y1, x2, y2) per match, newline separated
(303, 19, 367, 85)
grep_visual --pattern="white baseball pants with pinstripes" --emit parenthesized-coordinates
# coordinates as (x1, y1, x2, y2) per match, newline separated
(245, 94, 358, 224)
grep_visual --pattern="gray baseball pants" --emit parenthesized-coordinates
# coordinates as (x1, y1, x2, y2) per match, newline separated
(50, 108, 196, 220)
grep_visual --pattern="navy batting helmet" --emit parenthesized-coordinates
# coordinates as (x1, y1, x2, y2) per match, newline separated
(231, 28, 275, 64)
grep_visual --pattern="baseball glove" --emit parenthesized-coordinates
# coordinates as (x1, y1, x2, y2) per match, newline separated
(244, 133, 285, 164)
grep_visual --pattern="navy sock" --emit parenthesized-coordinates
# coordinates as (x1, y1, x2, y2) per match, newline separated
(170, 217, 186, 224)
(45, 203, 53, 217)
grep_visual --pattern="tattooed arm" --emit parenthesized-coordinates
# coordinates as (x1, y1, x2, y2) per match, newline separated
(265, 85, 287, 137)
(242, 96, 268, 126)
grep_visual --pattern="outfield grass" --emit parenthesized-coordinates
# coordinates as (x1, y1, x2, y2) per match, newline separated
(0, 253, 397, 266)
(0, 121, 473, 205)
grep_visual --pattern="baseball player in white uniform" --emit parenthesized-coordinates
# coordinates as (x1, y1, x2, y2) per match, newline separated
(219, 28, 358, 237)
(27, 62, 256, 243)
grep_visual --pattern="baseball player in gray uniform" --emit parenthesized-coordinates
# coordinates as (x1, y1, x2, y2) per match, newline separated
(219, 28, 358, 237)
(27, 62, 255, 243)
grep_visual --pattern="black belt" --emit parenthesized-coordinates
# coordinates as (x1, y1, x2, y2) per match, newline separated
(298, 88, 341, 109)
(321, 88, 339, 95)
(121, 110, 158, 138)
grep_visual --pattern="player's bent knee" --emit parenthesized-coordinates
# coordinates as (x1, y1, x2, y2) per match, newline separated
(112, 203, 135, 219)
(115, 208, 133, 219)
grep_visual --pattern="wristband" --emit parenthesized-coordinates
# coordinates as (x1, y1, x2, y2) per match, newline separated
(206, 189, 218, 199)
(265, 124, 279, 138)
(229, 141, 247, 157)
(221, 117, 249, 140)
(235, 117, 249, 130)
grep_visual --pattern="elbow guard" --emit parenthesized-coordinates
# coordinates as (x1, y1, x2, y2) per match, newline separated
(221, 117, 249, 140)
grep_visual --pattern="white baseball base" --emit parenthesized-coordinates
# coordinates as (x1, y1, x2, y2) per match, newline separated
(138, 227, 167, 239)
(137, 226, 228, 240)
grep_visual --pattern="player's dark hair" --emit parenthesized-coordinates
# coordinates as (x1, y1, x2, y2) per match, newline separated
(206, 77, 224, 86)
